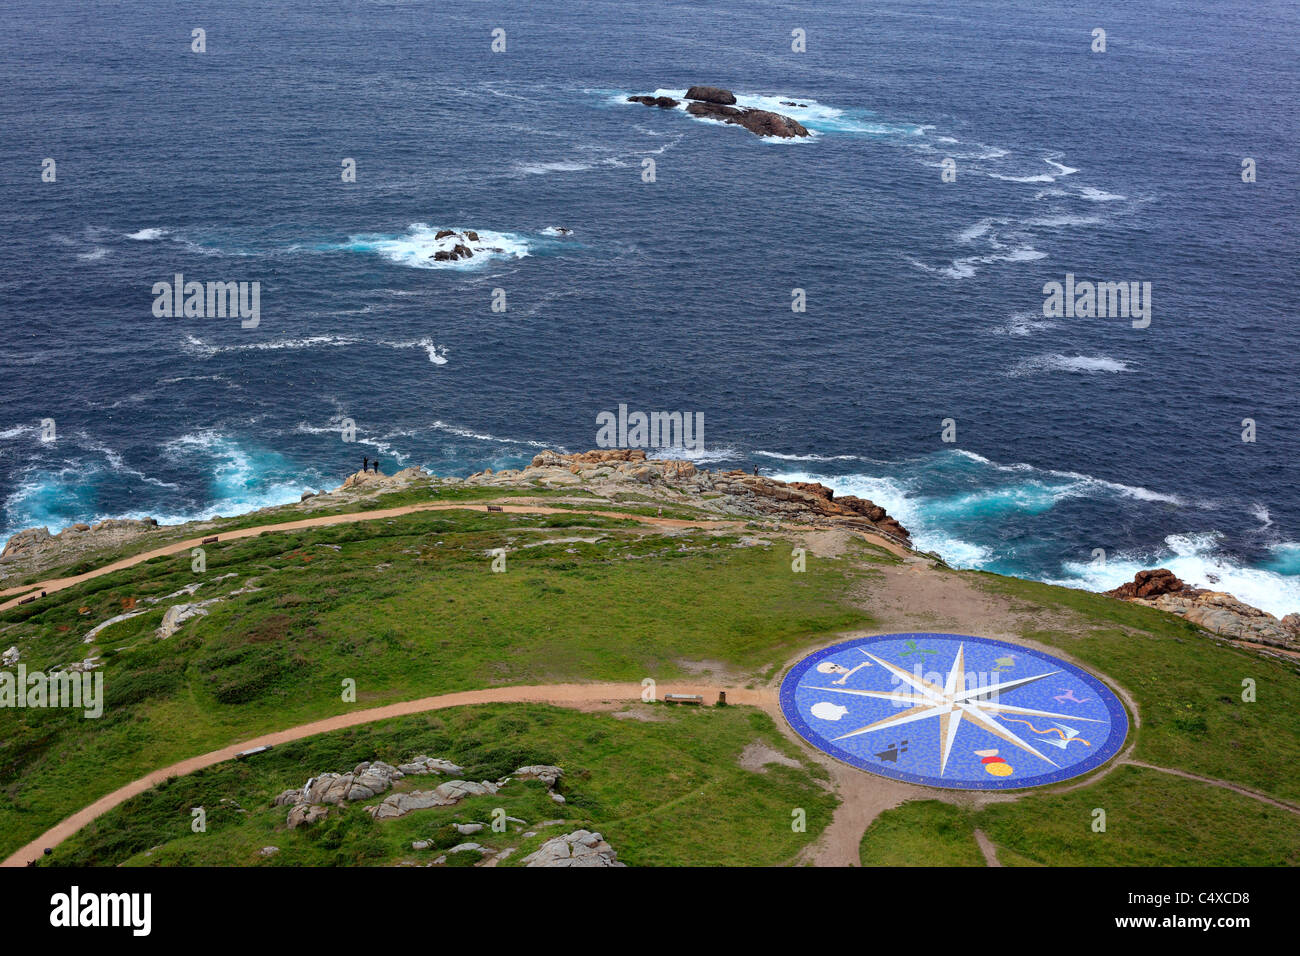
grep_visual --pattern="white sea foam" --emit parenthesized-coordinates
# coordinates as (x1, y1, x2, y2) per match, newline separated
(987, 172, 1056, 183)
(155, 430, 320, 520)
(986, 157, 1080, 184)
(429, 420, 558, 450)
(1076, 186, 1126, 202)
(293, 420, 412, 464)
(1009, 354, 1133, 376)
(379, 338, 449, 365)
(1044, 158, 1079, 176)
(950, 449, 1189, 506)
(767, 448, 1212, 579)
(649, 445, 739, 464)
(937, 246, 1047, 279)
(75, 432, 179, 489)
(125, 227, 169, 240)
(754, 450, 864, 462)
(183, 334, 360, 357)
(515, 160, 594, 176)
(1051, 532, 1300, 617)
(956, 220, 993, 243)
(333, 224, 531, 270)
(991, 311, 1057, 337)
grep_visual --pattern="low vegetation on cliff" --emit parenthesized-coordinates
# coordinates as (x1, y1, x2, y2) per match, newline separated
(2, 451, 1297, 866)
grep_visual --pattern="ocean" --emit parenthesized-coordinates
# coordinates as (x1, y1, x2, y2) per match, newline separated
(1, 0, 1296, 614)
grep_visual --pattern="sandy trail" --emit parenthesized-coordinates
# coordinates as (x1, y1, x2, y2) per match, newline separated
(0, 500, 919, 867)
(0, 501, 913, 612)
(19, 500, 1248, 868)
(797, 769, 923, 866)
(1123, 760, 1300, 815)
(0, 504, 753, 611)
(973, 829, 1002, 866)
(1, 501, 914, 612)
(1, 681, 773, 868)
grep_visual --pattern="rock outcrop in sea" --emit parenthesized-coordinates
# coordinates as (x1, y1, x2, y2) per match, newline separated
(627, 85, 810, 139)
(425, 229, 506, 262)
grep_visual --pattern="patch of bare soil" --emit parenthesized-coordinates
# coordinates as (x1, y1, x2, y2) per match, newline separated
(738, 741, 802, 773)
(973, 829, 1002, 866)
(860, 564, 1074, 641)
(673, 658, 734, 679)
(610, 703, 667, 722)
(796, 528, 857, 559)
(796, 768, 927, 867)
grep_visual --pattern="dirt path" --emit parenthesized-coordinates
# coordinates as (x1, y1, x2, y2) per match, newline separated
(796, 769, 923, 866)
(0, 501, 914, 612)
(0, 681, 774, 868)
(0, 498, 924, 868)
(2, 670, 926, 869)
(0, 503, 757, 611)
(1123, 759, 1300, 816)
(973, 829, 1002, 866)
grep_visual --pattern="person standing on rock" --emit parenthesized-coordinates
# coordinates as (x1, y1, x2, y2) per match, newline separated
(372, 459, 380, 474)
(362, 456, 369, 473)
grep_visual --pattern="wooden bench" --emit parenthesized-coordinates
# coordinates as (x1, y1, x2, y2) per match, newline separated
(201, 535, 219, 544)
(486, 505, 504, 512)
(663, 694, 704, 706)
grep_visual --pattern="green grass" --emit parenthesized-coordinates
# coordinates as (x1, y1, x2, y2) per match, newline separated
(974, 572, 1300, 802)
(42, 703, 834, 868)
(6, 487, 1299, 868)
(0, 509, 872, 858)
(859, 800, 986, 866)
(864, 766, 1300, 866)
(0, 481, 582, 589)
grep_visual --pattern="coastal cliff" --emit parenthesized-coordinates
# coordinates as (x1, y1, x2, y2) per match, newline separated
(1105, 568, 1300, 652)
(2, 450, 1296, 655)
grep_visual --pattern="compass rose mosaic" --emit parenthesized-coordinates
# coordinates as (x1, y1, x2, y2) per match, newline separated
(780, 633, 1128, 790)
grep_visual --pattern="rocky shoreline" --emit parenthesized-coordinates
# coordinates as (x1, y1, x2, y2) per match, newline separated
(1105, 568, 1299, 653)
(3, 449, 1296, 654)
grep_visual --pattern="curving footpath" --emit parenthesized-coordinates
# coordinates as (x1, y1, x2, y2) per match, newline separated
(0, 501, 911, 613)
(0, 499, 915, 867)
(2, 681, 772, 867)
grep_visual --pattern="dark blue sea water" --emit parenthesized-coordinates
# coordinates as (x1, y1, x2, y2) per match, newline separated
(1, 0, 1297, 613)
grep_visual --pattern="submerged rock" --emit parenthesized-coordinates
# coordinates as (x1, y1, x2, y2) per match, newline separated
(627, 94, 679, 109)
